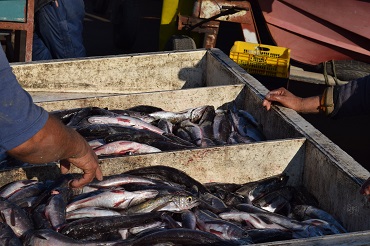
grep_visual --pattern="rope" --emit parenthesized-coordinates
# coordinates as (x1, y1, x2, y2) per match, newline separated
(323, 60, 339, 86)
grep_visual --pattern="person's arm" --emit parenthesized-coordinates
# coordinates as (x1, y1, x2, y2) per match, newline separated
(262, 87, 322, 113)
(7, 114, 103, 188)
(0, 47, 102, 188)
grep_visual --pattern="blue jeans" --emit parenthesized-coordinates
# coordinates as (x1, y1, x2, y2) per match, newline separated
(32, 0, 86, 60)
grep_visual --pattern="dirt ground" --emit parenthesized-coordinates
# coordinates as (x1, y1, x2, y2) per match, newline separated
(82, 1, 370, 172)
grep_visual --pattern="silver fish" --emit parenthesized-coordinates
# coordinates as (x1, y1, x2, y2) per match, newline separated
(88, 139, 105, 149)
(181, 210, 197, 230)
(149, 106, 208, 124)
(7, 182, 46, 204)
(0, 222, 22, 246)
(94, 140, 161, 156)
(66, 188, 159, 212)
(235, 173, 289, 202)
(126, 192, 199, 214)
(88, 174, 157, 188)
(129, 221, 166, 235)
(23, 229, 111, 246)
(66, 207, 121, 220)
(0, 197, 34, 238)
(219, 210, 287, 230)
(292, 205, 347, 233)
(213, 111, 232, 145)
(0, 180, 38, 198)
(45, 188, 72, 231)
(194, 209, 252, 241)
(88, 115, 165, 135)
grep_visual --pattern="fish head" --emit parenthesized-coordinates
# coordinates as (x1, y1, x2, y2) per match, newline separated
(171, 193, 200, 210)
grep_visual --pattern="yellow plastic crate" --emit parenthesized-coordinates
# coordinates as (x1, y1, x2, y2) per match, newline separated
(229, 41, 290, 78)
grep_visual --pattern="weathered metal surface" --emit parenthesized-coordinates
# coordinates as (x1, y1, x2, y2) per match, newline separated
(257, 230, 370, 246)
(5, 49, 370, 242)
(81, 138, 306, 185)
(12, 50, 209, 93)
(0, 138, 305, 195)
(29, 92, 119, 102)
(36, 84, 244, 111)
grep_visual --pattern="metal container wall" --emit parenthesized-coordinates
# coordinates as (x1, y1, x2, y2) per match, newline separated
(6, 49, 370, 244)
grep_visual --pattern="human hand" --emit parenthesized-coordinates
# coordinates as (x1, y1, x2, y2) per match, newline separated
(59, 142, 103, 188)
(262, 87, 304, 111)
(262, 87, 321, 114)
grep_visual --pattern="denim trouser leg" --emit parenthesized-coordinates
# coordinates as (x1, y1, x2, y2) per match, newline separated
(32, 0, 86, 61)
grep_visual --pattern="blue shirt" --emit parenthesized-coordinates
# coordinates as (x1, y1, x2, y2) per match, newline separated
(0, 48, 49, 160)
(331, 75, 370, 118)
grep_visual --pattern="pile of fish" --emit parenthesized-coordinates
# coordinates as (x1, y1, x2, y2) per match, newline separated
(0, 165, 347, 245)
(51, 104, 266, 157)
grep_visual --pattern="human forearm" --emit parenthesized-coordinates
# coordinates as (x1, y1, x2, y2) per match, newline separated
(8, 114, 88, 163)
(8, 114, 103, 188)
(298, 96, 321, 114)
(262, 87, 321, 113)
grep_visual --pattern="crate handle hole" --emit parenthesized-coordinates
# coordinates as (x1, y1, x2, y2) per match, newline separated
(257, 47, 270, 51)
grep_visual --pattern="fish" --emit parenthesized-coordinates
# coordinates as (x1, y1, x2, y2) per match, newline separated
(60, 212, 164, 241)
(104, 132, 194, 151)
(0, 197, 34, 238)
(235, 173, 289, 201)
(156, 119, 174, 133)
(149, 106, 209, 124)
(292, 205, 347, 233)
(252, 186, 295, 216)
(181, 210, 197, 230)
(0, 165, 347, 244)
(7, 181, 47, 204)
(88, 115, 165, 135)
(0, 222, 22, 246)
(235, 204, 316, 232)
(0, 179, 38, 199)
(44, 187, 72, 231)
(126, 192, 199, 214)
(124, 165, 209, 195)
(86, 173, 158, 189)
(93, 140, 161, 156)
(179, 119, 216, 147)
(213, 110, 233, 145)
(128, 221, 166, 235)
(219, 209, 288, 230)
(66, 107, 117, 127)
(66, 207, 121, 220)
(23, 228, 115, 246)
(66, 188, 159, 212)
(33, 204, 53, 230)
(51, 107, 85, 125)
(194, 209, 252, 241)
(115, 228, 239, 246)
(227, 103, 267, 142)
(247, 228, 293, 243)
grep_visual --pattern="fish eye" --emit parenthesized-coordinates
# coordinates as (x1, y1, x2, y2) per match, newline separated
(186, 196, 192, 203)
